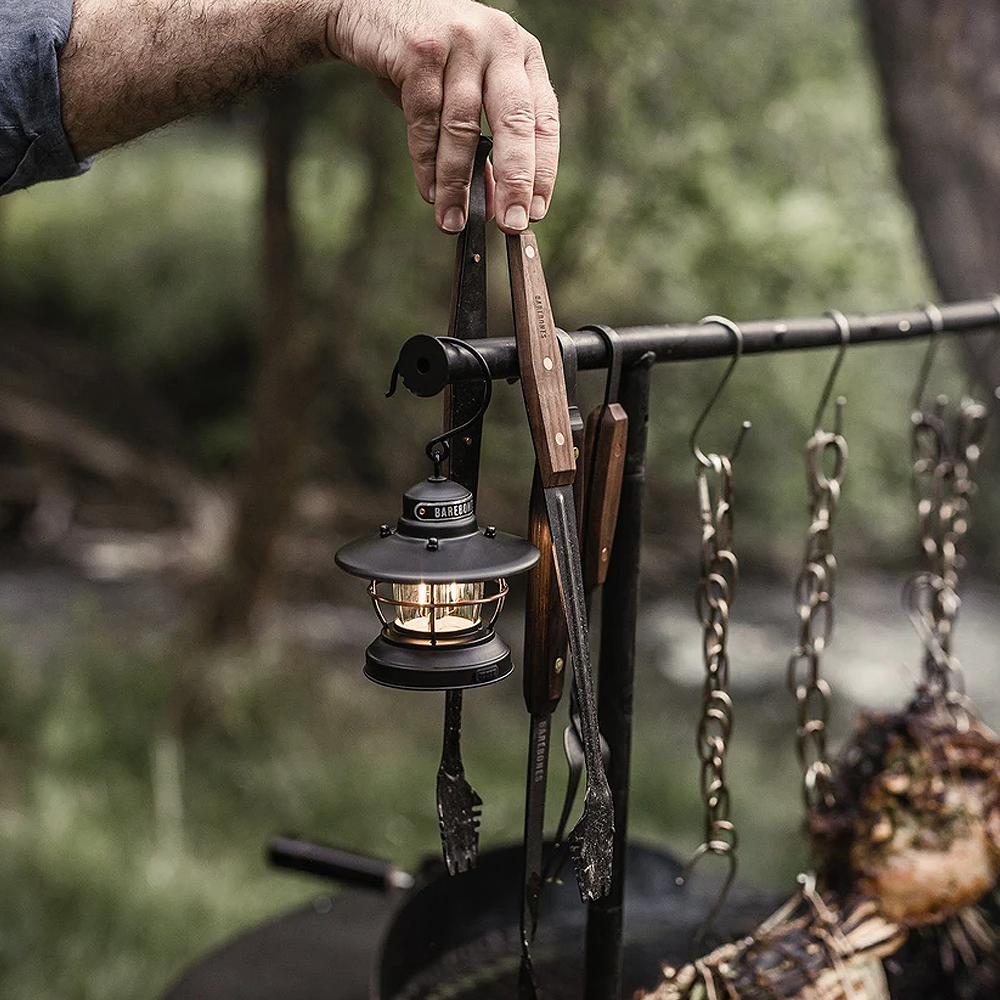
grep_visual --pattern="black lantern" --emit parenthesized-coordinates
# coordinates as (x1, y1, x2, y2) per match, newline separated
(336, 340, 538, 690)
(336, 474, 538, 690)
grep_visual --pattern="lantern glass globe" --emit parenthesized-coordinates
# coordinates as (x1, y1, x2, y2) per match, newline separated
(391, 581, 485, 635)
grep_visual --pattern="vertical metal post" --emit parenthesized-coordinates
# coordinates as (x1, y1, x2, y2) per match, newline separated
(584, 353, 654, 1000)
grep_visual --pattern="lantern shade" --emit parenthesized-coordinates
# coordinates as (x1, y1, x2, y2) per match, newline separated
(335, 529, 538, 583)
(335, 476, 539, 583)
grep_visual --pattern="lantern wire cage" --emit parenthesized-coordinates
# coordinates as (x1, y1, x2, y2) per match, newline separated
(368, 578, 509, 644)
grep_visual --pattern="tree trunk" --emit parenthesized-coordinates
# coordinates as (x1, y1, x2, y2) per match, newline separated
(321, 98, 398, 488)
(200, 78, 317, 643)
(860, 0, 1000, 399)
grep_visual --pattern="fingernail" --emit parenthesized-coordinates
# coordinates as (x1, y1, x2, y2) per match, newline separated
(530, 195, 547, 221)
(504, 205, 528, 231)
(428, 184, 436, 204)
(442, 206, 465, 233)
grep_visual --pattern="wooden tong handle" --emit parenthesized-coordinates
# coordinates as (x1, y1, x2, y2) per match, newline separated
(583, 404, 629, 590)
(522, 470, 568, 716)
(507, 231, 576, 488)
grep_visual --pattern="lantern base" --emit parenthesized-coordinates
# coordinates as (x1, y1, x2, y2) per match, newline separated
(363, 631, 513, 691)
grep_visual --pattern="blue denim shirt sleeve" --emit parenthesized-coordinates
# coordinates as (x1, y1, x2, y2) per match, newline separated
(0, 0, 92, 196)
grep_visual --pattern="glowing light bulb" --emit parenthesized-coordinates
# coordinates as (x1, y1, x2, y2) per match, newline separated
(392, 581, 485, 635)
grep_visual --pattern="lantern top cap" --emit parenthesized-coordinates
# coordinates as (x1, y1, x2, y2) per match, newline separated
(399, 476, 477, 536)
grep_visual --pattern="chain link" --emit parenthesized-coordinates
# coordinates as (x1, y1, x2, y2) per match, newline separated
(907, 396, 988, 700)
(787, 419, 847, 814)
(691, 453, 740, 872)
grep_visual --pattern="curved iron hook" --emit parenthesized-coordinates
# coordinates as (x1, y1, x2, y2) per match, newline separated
(912, 301, 944, 413)
(690, 316, 750, 468)
(387, 337, 493, 476)
(425, 338, 493, 472)
(581, 324, 624, 407)
(815, 310, 851, 433)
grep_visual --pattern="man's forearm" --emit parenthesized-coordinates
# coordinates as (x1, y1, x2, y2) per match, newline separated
(59, 0, 331, 158)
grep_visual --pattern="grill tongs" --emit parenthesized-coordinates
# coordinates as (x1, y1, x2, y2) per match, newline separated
(507, 230, 614, 902)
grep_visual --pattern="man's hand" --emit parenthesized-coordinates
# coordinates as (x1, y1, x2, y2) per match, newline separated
(327, 0, 559, 234)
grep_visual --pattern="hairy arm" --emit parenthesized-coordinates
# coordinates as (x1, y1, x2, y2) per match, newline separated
(58, 0, 559, 233)
(59, 0, 329, 157)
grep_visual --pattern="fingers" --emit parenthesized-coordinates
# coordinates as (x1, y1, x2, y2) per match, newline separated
(483, 52, 535, 233)
(523, 39, 559, 223)
(358, 4, 558, 234)
(433, 40, 485, 232)
(399, 38, 447, 204)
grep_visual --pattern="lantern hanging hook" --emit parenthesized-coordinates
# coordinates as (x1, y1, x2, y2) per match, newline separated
(690, 315, 750, 468)
(912, 301, 945, 413)
(386, 338, 493, 477)
(814, 310, 851, 433)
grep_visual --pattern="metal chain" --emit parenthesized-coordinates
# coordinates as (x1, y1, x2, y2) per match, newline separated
(907, 395, 988, 700)
(786, 414, 847, 814)
(688, 452, 739, 890)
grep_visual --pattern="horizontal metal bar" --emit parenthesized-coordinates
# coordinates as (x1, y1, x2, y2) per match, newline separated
(394, 297, 1000, 395)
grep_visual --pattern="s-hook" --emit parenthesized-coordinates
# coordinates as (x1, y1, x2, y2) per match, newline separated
(386, 337, 493, 478)
(690, 316, 752, 467)
(677, 315, 751, 952)
(812, 309, 850, 434)
(912, 300, 944, 416)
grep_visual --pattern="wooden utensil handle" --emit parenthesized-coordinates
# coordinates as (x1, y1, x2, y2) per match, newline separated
(508, 231, 576, 488)
(522, 469, 568, 716)
(572, 414, 587, 546)
(583, 403, 629, 590)
(523, 469, 567, 715)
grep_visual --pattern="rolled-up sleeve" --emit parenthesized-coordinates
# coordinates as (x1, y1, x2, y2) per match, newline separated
(0, 0, 91, 195)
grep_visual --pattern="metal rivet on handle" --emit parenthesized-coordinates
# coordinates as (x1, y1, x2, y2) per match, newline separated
(525, 245, 536, 259)
(543, 357, 554, 370)
(555, 432, 565, 446)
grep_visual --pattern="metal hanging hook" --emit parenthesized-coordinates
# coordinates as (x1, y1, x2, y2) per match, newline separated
(388, 338, 493, 476)
(814, 310, 851, 433)
(690, 316, 750, 468)
(581, 324, 625, 407)
(912, 301, 944, 413)
(424, 338, 493, 473)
